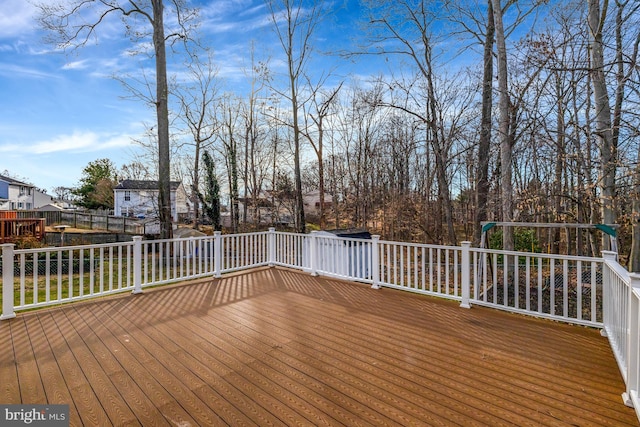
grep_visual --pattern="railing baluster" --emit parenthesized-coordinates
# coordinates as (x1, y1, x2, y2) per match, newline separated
(20, 253, 26, 306)
(1, 244, 16, 319)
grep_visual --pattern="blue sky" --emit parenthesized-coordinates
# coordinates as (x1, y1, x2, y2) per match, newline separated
(0, 0, 376, 193)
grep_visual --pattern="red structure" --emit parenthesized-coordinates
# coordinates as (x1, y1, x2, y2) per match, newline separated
(0, 211, 45, 243)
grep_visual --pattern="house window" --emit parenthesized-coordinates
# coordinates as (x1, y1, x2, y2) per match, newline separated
(124, 191, 131, 201)
(18, 202, 23, 209)
(26, 203, 32, 209)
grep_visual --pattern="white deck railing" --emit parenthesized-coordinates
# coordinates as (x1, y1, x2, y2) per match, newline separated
(1, 229, 638, 419)
(601, 252, 640, 412)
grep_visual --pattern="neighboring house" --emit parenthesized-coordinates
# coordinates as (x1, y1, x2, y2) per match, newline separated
(303, 190, 333, 214)
(236, 194, 274, 225)
(35, 203, 65, 212)
(113, 180, 190, 222)
(0, 175, 53, 210)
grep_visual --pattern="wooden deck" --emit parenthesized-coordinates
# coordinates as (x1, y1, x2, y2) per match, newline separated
(1, 267, 637, 426)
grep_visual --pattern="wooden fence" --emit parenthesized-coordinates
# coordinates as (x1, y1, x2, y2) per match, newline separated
(15, 210, 140, 234)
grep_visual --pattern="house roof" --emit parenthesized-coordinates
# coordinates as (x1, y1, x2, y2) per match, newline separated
(115, 179, 182, 191)
(0, 175, 33, 187)
(318, 228, 372, 239)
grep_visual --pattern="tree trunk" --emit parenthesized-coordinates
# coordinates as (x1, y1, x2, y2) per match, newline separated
(192, 143, 200, 230)
(474, 0, 494, 246)
(630, 145, 640, 271)
(152, 0, 172, 239)
(292, 90, 305, 233)
(553, 76, 565, 254)
(492, 0, 513, 251)
(588, 0, 616, 249)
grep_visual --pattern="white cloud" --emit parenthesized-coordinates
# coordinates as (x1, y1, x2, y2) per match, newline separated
(0, 1, 37, 39)
(62, 60, 90, 70)
(0, 131, 134, 155)
(0, 62, 58, 79)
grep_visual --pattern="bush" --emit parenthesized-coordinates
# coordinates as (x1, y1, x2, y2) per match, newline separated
(13, 235, 46, 250)
(489, 228, 541, 253)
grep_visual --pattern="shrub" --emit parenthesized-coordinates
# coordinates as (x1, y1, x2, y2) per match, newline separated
(488, 228, 541, 253)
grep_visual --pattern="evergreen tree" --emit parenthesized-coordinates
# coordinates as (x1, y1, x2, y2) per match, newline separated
(198, 151, 221, 231)
(74, 158, 117, 210)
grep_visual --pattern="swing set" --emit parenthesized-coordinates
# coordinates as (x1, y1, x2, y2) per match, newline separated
(479, 221, 618, 255)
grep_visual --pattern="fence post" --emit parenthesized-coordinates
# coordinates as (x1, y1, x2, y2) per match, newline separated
(132, 236, 143, 294)
(268, 227, 276, 267)
(371, 235, 380, 289)
(1, 243, 16, 320)
(601, 250, 618, 337)
(460, 241, 471, 309)
(309, 231, 318, 276)
(214, 231, 222, 278)
(623, 273, 640, 408)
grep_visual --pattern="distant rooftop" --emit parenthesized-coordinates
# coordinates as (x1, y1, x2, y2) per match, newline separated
(0, 175, 33, 187)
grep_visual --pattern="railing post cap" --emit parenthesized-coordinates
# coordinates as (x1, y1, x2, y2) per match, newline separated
(371, 234, 380, 240)
(629, 272, 640, 283)
(132, 235, 143, 241)
(268, 227, 275, 232)
(602, 250, 618, 260)
(461, 241, 472, 247)
(214, 230, 222, 236)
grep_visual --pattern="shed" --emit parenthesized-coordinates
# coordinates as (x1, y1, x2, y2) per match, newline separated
(173, 227, 207, 239)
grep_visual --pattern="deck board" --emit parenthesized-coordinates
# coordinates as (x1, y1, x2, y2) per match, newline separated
(1, 266, 637, 426)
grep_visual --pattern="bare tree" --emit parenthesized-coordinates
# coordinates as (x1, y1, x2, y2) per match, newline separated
(217, 95, 242, 233)
(265, 0, 327, 233)
(37, 0, 197, 239)
(491, 0, 515, 250)
(359, 0, 460, 243)
(240, 46, 270, 227)
(477, 0, 495, 245)
(587, 0, 616, 249)
(175, 51, 219, 230)
(302, 82, 343, 228)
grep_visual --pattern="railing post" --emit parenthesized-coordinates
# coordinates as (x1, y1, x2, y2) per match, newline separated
(601, 250, 618, 337)
(132, 236, 143, 294)
(371, 235, 380, 289)
(1, 243, 16, 320)
(309, 231, 318, 276)
(623, 273, 640, 408)
(460, 241, 471, 309)
(214, 231, 222, 278)
(268, 227, 276, 267)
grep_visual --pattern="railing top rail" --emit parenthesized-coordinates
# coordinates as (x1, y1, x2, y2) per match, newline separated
(377, 239, 463, 251)
(470, 246, 603, 263)
(274, 231, 306, 238)
(141, 231, 270, 246)
(222, 231, 269, 237)
(13, 241, 135, 255)
(314, 234, 374, 243)
(604, 255, 630, 279)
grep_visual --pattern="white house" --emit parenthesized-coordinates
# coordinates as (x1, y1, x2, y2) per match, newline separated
(113, 180, 190, 222)
(0, 175, 53, 210)
(303, 190, 333, 214)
